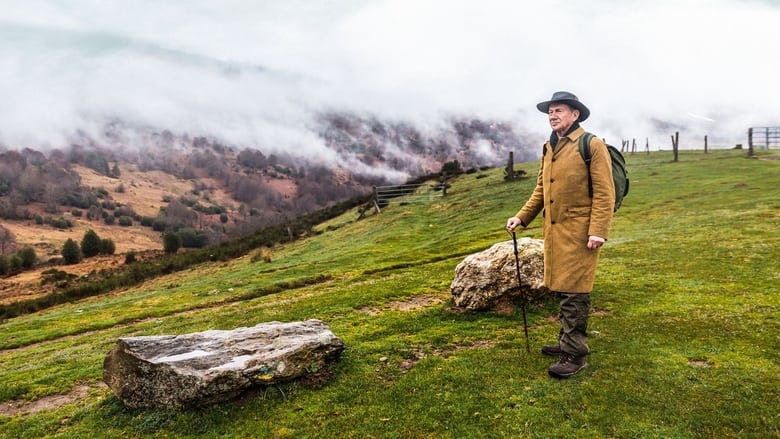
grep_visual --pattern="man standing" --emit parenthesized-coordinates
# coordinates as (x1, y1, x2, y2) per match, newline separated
(506, 91, 615, 378)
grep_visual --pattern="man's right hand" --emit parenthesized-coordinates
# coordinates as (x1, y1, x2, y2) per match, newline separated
(506, 216, 524, 232)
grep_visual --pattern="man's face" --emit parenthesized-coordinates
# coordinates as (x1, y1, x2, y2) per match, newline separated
(547, 103, 579, 134)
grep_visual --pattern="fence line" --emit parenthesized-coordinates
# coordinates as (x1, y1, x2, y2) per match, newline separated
(748, 127, 780, 157)
(358, 181, 447, 219)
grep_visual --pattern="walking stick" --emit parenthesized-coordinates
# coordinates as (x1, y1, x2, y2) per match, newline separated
(510, 231, 531, 353)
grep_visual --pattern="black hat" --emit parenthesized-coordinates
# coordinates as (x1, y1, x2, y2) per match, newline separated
(536, 91, 590, 122)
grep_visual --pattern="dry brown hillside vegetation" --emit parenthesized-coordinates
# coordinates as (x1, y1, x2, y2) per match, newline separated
(0, 114, 533, 303)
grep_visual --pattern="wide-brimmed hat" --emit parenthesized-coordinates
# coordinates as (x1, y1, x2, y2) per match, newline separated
(536, 91, 590, 122)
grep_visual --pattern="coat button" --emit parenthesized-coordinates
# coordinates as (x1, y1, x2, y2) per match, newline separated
(550, 200, 555, 204)
(551, 220, 556, 225)
(550, 178, 555, 183)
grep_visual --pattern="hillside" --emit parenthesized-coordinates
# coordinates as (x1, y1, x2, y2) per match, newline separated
(0, 115, 534, 303)
(0, 149, 778, 437)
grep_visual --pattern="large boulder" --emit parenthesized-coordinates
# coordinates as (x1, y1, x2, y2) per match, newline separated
(103, 319, 345, 408)
(450, 238, 545, 311)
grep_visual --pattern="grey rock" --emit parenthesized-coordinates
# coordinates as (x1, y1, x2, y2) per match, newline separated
(103, 319, 345, 408)
(450, 238, 546, 311)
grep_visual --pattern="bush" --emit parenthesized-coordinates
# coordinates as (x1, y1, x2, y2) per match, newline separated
(0, 255, 8, 275)
(177, 228, 209, 248)
(8, 255, 23, 273)
(71, 208, 83, 217)
(62, 238, 82, 264)
(48, 216, 73, 229)
(17, 246, 37, 269)
(118, 216, 133, 227)
(100, 239, 116, 255)
(220, 213, 229, 223)
(34, 214, 44, 225)
(104, 215, 115, 225)
(125, 251, 137, 264)
(81, 229, 102, 258)
(152, 218, 167, 232)
(140, 216, 154, 227)
(163, 232, 182, 254)
(41, 269, 75, 285)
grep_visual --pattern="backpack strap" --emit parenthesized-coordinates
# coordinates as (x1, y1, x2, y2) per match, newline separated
(578, 132, 595, 198)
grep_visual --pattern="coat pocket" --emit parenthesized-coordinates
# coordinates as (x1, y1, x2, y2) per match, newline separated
(566, 206, 591, 219)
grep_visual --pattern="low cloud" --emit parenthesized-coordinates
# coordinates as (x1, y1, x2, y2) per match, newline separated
(1, 0, 778, 159)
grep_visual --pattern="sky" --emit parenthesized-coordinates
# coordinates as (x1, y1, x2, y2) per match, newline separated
(1, 0, 779, 163)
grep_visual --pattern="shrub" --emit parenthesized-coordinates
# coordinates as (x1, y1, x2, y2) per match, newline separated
(163, 232, 182, 254)
(40, 269, 75, 285)
(220, 213, 229, 223)
(118, 216, 133, 227)
(177, 228, 208, 248)
(17, 246, 37, 269)
(140, 216, 154, 227)
(48, 216, 73, 229)
(125, 251, 137, 264)
(0, 255, 8, 275)
(100, 238, 116, 255)
(81, 229, 102, 258)
(34, 214, 44, 225)
(95, 187, 109, 198)
(71, 208, 83, 217)
(152, 218, 167, 232)
(104, 215, 115, 225)
(8, 255, 23, 273)
(62, 238, 82, 264)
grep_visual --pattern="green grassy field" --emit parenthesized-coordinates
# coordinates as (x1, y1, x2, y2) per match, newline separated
(1, 149, 778, 438)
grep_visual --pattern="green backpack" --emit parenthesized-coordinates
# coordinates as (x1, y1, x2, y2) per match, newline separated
(579, 132, 629, 212)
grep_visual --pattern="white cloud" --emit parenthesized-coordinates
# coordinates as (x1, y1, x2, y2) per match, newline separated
(1, 0, 778, 157)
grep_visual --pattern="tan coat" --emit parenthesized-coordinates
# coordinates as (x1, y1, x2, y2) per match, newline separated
(515, 126, 614, 293)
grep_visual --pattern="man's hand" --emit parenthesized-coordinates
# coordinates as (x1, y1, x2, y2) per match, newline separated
(506, 217, 524, 232)
(587, 235, 605, 249)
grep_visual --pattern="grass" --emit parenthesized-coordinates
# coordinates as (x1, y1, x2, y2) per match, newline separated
(0, 149, 778, 438)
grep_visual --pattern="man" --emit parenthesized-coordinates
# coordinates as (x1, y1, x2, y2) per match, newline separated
(506, 91, 615, 378)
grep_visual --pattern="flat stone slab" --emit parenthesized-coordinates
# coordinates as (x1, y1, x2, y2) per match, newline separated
(103, 319, 345, 408)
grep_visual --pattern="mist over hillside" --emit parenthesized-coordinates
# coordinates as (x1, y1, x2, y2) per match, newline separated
(3, 0, 780, 160)
(0, 111, 534, 256)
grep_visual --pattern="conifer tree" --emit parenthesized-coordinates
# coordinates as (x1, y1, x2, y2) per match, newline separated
(81, 229, 102, 258)
(62, 238, 82, 265)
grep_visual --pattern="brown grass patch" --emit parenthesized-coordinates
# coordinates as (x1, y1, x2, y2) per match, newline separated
(0, 383, 106, 416)
(359, 293, 446, 315)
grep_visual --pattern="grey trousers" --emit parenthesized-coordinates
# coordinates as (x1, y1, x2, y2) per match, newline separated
(556, 292, 591, 357)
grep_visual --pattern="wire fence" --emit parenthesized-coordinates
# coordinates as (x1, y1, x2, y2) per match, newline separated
(357, 181, 448, 219)
(747, 127, 779, 156)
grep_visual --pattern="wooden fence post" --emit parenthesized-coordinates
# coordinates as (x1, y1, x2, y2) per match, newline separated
(748, 128, 754, 157)
(704, 135, 708, 154)
(505, 151, 515, 181)
(645, 137, 650, 154)
(671, 131, 679, 162)
(373, 186, 381, 213)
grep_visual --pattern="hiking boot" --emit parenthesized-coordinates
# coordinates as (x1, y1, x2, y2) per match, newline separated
(541, 344, 562, 356)
(548, 353, 587, 379)
(542, 344, 590, 357)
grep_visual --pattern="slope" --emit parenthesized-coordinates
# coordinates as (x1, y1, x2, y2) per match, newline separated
(0, 149, 778, 438)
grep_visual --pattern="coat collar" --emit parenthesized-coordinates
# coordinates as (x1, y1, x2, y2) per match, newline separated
(549, 123, 584, 149)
